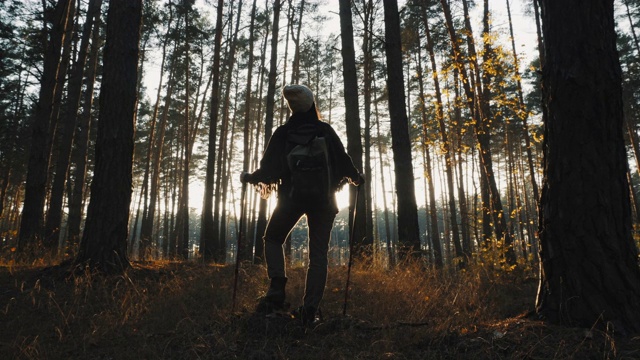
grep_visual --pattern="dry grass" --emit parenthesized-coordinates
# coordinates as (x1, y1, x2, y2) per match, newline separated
(0, 257, 638, 359)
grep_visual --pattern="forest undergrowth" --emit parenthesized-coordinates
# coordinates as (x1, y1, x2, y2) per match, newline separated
(0, 252, 639, 359)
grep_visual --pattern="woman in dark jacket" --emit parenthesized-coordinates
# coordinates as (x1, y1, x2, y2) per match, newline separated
(241, 84, 363, 325)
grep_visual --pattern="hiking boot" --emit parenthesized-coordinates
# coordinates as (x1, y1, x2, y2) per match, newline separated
(256, 277, 287, 313)
(291, 305, 321, 326)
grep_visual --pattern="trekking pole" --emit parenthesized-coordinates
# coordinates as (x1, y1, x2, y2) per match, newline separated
(342, 184, 361, 316)
(232, 176, 249, 312)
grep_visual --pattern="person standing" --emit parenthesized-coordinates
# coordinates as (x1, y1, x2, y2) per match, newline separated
(241, 84, 363, 325)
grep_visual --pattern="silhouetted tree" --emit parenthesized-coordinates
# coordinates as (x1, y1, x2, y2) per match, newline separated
(536, 0, 640, 334)
(75, 0, 143, 273)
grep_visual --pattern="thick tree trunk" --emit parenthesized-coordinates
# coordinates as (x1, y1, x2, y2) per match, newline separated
(383, 0, 421, 259)
(536, 0, 640, 334)
(75, 0, 142, 273)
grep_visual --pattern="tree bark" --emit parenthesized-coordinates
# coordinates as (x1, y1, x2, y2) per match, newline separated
(239, 0, 258, 262)
(536, 0, 640, 334)
(339, 0, 367, 258)
(505, 0, 540, 214)
(75, 0, 142, 273)
(289, 0, 305, 84)
(360, 0, 375, 256)
(372, 80, 394, 266)
(421, 3, 461, 266)
(383, 0, 421, 259)
(67, 8, 103, 248)
(252, 13, 271, 265)
(201, 0, 225, 263)
(19, 0, 74, 248)
(138, 1, 174, 260)
(142, 61, 177, 257)
(46, 0, 102, 253)
(255, 0, 282, 265)
(440, 0, 514, 264)
(217, 0, 243, 262)
(175, 1, 192, 260)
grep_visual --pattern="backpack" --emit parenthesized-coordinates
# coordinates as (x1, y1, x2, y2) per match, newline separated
(286, 123, 332, 202)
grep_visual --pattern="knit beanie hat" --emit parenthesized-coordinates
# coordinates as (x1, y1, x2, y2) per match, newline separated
(282, 85, 314, 113)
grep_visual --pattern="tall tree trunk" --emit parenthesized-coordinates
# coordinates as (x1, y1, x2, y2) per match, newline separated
(46, 0, 102, 253)
(289, 0, 305, 84)
(67, 10, 103, 248)
(415, 15, 442, 268)
(506, 0, 539, 210)
(279, 1, 292, 125)
(217, 0, 243, 261)
(361, 0, 375, 255)
(220, 98, 239, 262)
(167, 139, 177, 257)
(75, 0, 142, 273)
(476, 0, 515, 263)
(201, 0, 224, 263)
(252, 13, 270, 265)
(383, 0, 421, 259)
(239, 0, 258, 262)
(477, 0, 496, 251)
(176, 1, 191, 260)
(162, 179, 170, 257)
(373, 81, 394, 267)
(421, 3, 462, 265)
(0, 170, 10, 220)
(142, 65, 177, 258)
(625, 2, 640, 55)
(339, 0, 367, 258)
(441, 0, 514, 263)
(536, 0, 640, 334)
(19, 0, 74, 248)
(255, 0, 282, 265)
(211, 0, 236, 263)
(282, 0, 303, 262)
(455, 128, 472, 257)
(139, 1, 174, 260)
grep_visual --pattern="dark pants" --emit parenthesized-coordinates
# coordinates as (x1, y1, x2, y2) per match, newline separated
(263, 201, 336, 309)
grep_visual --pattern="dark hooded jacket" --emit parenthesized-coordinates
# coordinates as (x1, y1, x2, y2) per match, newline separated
(248, 110, 360, 211)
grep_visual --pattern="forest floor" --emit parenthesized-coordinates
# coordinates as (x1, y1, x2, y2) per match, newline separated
(0, 257, 639, 359)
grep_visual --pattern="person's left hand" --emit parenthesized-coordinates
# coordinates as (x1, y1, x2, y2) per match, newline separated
(240, 171, 252, 184)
